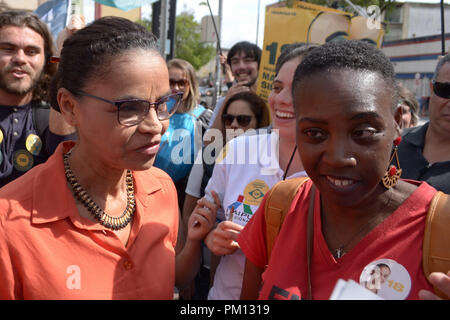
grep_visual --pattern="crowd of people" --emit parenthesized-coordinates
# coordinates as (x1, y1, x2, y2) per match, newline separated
(0, 10, 449, 301)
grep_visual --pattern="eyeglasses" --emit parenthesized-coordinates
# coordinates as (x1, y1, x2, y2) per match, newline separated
(74, 91, 183, 126)
(169, 79, 188, 88)
(222, 113, 253, 127)
(432, 80, 450, 99)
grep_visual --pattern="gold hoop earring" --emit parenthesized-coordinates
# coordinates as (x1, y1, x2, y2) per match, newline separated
(382, 137, 402, 189)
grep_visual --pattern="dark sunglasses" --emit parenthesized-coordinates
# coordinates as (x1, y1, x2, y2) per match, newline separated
(432, 80, 450, 99)
(222, 113, 253, 127)
(169, 79, 187, 88)
(73, 91, 183, 127)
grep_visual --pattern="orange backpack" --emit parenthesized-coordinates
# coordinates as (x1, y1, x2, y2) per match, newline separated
(264, 177, 450, 299)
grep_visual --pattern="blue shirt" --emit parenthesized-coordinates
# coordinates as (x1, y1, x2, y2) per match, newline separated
(154, 105, 206, 183)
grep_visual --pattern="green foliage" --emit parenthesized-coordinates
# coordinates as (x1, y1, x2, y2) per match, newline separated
(136, 18, 152, 32)
(175, 12, 215, 70)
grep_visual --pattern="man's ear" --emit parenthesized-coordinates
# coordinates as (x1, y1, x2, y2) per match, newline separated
(57, 88, 79, 127)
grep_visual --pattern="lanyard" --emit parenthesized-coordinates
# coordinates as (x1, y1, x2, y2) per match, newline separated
(306, 185, 316, 300)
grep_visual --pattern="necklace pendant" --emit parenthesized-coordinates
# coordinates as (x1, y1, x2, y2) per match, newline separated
(335, 248, 345, 259)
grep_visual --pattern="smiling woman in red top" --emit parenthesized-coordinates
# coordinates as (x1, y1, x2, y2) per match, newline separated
(0, 17, 215, 300)
(238, 40, 450, 300)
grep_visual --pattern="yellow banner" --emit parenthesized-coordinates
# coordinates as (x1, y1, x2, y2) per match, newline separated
(256, 1, 384, 100)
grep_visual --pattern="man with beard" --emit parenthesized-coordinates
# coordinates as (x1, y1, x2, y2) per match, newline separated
(0, 10, 75, 188)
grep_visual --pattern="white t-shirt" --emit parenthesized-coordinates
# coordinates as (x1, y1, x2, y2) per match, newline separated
(204, 131, 307, 300)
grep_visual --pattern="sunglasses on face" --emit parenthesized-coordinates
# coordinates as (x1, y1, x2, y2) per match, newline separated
(432, 80, 450, 99)
(73, 91, 183, 126)
(222, 113, 253, 127)
(169, 79, 187, 88)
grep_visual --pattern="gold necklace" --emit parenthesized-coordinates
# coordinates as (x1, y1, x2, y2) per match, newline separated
(63, 150, 135, 230)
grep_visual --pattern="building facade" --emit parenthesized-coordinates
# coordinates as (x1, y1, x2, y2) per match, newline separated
(382, 2, 450, 101)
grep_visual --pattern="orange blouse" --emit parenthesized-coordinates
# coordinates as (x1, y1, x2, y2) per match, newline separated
(0, 141, 178, 299)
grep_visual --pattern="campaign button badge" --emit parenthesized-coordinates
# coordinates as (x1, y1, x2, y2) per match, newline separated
(243, 179, 269, 207)
(359, 258, 412, 300)
(13, 149, 34, 172)
(26, 134, 42, 156)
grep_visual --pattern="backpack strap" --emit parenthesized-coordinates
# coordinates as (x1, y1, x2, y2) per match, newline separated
(423, 191, 450, 299)
(264, 177, 309, 263)
(31, 100, 50, 137)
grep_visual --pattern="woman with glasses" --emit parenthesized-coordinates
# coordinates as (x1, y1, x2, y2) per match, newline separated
(0, 17, 216, 299)
(154, 58, 212, 212)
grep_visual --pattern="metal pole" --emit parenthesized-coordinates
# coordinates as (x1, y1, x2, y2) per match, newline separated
(256, 0, 261, 44)
(212, 0, 223, 108)
(159, 0, 169, 59)
(441, 0, 446, 55)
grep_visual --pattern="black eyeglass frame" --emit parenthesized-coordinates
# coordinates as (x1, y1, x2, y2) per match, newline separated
(222, 113, 254, 127)
(73, 91, 183, 126)
(432, 80, 450, 99)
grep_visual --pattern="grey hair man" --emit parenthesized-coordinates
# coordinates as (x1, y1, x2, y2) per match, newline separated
(396, 54, 450, 193)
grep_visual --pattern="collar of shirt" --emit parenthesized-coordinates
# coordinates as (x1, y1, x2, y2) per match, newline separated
(402, 121, 429, 148)
(31, 141, 163, 229)
(0, 102, 32, 112)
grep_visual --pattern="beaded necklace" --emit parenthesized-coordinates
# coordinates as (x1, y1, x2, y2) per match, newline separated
(63, 150, 135, 230)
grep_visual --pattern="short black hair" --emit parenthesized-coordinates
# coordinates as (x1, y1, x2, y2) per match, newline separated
(227, 41, 262, 67)
(292, 40, 398, 110)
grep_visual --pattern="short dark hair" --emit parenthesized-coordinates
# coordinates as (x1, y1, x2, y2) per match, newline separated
(222, 91, 270, 128)
(275, 43, 318, 75)
(433, 53, 450, 80)
(50, 16, 159, 111)
(226, 41, 262, 67)
(292, 40, 398, 110)
(0, 10, 56, 102)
